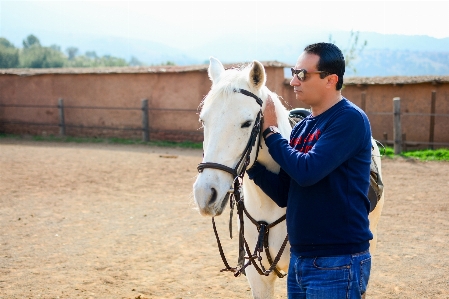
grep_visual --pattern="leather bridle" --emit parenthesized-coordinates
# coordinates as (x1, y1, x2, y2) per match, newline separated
(197, 88, 288, 278)
(197, 88, 263, 178)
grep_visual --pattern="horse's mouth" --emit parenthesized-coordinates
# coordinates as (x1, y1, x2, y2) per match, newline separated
(207, 192, 230, 217)
(193, 179, 233, 217)
(217, 192, 231, 215)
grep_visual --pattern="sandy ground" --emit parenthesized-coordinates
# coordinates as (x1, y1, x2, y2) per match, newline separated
(0, 139, 448, 299)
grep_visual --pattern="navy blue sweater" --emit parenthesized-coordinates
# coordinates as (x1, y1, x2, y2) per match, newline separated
(247, 99, 373, 257)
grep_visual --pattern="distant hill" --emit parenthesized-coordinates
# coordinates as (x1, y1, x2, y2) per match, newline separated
(351, 49, 449, 76)
(182, 31, 449, 76)
(71, 36, 202, 66)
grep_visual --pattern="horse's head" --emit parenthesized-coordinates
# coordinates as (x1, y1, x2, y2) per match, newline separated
(193, 57, 268, 216)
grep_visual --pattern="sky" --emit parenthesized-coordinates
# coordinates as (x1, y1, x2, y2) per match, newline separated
(1, 0, 449, 50)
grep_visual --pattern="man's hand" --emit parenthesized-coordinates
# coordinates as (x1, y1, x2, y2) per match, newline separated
(262, 95, 278, 131)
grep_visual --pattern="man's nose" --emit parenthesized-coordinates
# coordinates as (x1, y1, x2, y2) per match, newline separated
(290, 76, 300, 86)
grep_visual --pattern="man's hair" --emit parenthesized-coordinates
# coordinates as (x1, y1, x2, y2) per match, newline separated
(304, 43, 345, 90)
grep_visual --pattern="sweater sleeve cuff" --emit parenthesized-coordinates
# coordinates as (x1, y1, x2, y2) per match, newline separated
(264, 132, 285, 148)
(246, 161, 266, 180)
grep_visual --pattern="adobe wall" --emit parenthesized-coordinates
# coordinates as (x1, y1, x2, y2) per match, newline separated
(343, 83, 449, 148)
(0, 71, 204, 141)
(0, 65, 287, 142)
(1, 67, 448, 147)
(281, 80, 449, 149)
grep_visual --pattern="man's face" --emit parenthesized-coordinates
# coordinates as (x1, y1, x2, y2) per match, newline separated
(290, 52, 328, 106)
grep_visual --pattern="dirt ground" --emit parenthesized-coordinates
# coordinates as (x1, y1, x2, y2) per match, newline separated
(0, 139, 448, 299)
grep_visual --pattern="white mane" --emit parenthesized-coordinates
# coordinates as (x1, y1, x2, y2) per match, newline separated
(202, 65, 257, 110)
(201, 63, 291, 145)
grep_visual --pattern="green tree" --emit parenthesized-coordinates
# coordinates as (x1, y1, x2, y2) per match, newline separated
(97, 55, 128, 67)
(329, 31, 367, 74)
(50, 44, 61, 52)
(63, 55, 92, 67)
(85, 51, 98, 59)
(20, 46, 65, 68)
(22, 34, 41, 49)
(7, 34, 131, 68)
(66, 47, 79, 60)
(152, 61, 176, 66)
(129, 56, 144, 66)
(0, 37, 15, 48)
(0, 37, 19, 68)
(63, 54, 129, 67)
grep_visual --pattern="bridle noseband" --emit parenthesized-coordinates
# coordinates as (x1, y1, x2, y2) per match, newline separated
(197, 88, 288, 278)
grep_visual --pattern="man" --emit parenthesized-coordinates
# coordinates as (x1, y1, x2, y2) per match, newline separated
(247, 43, 373, 298)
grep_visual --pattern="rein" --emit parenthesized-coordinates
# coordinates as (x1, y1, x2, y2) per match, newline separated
(197, 88, 287, 278)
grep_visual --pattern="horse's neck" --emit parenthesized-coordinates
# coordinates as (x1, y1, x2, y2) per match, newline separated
(243, 137, 287, 218)
(243, 93, 290, 216)
(256, 92, 291, 174)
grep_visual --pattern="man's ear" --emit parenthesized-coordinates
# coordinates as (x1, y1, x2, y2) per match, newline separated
(326, 74, 339, 89)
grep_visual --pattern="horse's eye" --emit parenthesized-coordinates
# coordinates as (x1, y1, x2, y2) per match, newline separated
(241, 121, 252, 128)
(199, 119, 205, 127)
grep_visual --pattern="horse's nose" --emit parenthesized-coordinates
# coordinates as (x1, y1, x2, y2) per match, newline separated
(209, 188, 217, 205)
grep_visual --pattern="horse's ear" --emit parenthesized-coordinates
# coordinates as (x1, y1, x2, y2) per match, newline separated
(208, 56, 225, 84)
(249, 60, 266, 90)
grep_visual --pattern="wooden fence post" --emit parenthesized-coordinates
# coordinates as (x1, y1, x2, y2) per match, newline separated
(393, 97, 402, 154)
(361, 91, 366, 112)
(429, 90, 436, 150)
(58, 98, 66, 136)
(383, 132, 388, 146)
(141, 99, 149, 142)
(402, 133, 407, 152)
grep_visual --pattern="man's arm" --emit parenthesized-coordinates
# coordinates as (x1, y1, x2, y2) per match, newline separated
(265, 108, 370, 187)
(246, 162, 290, 208)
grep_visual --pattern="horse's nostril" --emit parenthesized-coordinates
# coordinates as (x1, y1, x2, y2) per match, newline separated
(209, 188, 217, 205)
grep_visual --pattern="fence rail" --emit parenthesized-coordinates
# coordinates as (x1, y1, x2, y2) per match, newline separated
(368, 90, 449, 153)
(1, 92, 449, 149)
(0, 104, 58, 109)
(368, 112, 449, 117)
(0, 103, 198, 112)
(0, 98, 202, 142)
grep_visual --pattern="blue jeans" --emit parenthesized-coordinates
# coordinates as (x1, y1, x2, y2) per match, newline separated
(287, 250, 371, 299)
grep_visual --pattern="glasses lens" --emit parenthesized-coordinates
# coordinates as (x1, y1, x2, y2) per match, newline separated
(291, 68, 306, 81)
(298, 70, 306, 81)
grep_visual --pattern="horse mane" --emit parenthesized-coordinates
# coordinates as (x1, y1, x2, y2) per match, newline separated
(199, 63, 291, 140)
(200, 64, 256, 112)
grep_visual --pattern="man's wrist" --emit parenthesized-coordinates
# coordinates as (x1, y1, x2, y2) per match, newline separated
(262, 126, 280, 140)
(264, 132, 275, 139)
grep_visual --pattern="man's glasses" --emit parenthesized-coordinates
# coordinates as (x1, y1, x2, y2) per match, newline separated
(291, 68, 329, 81)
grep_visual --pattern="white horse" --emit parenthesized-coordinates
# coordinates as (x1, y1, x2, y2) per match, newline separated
(193, 57, 384, 299)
